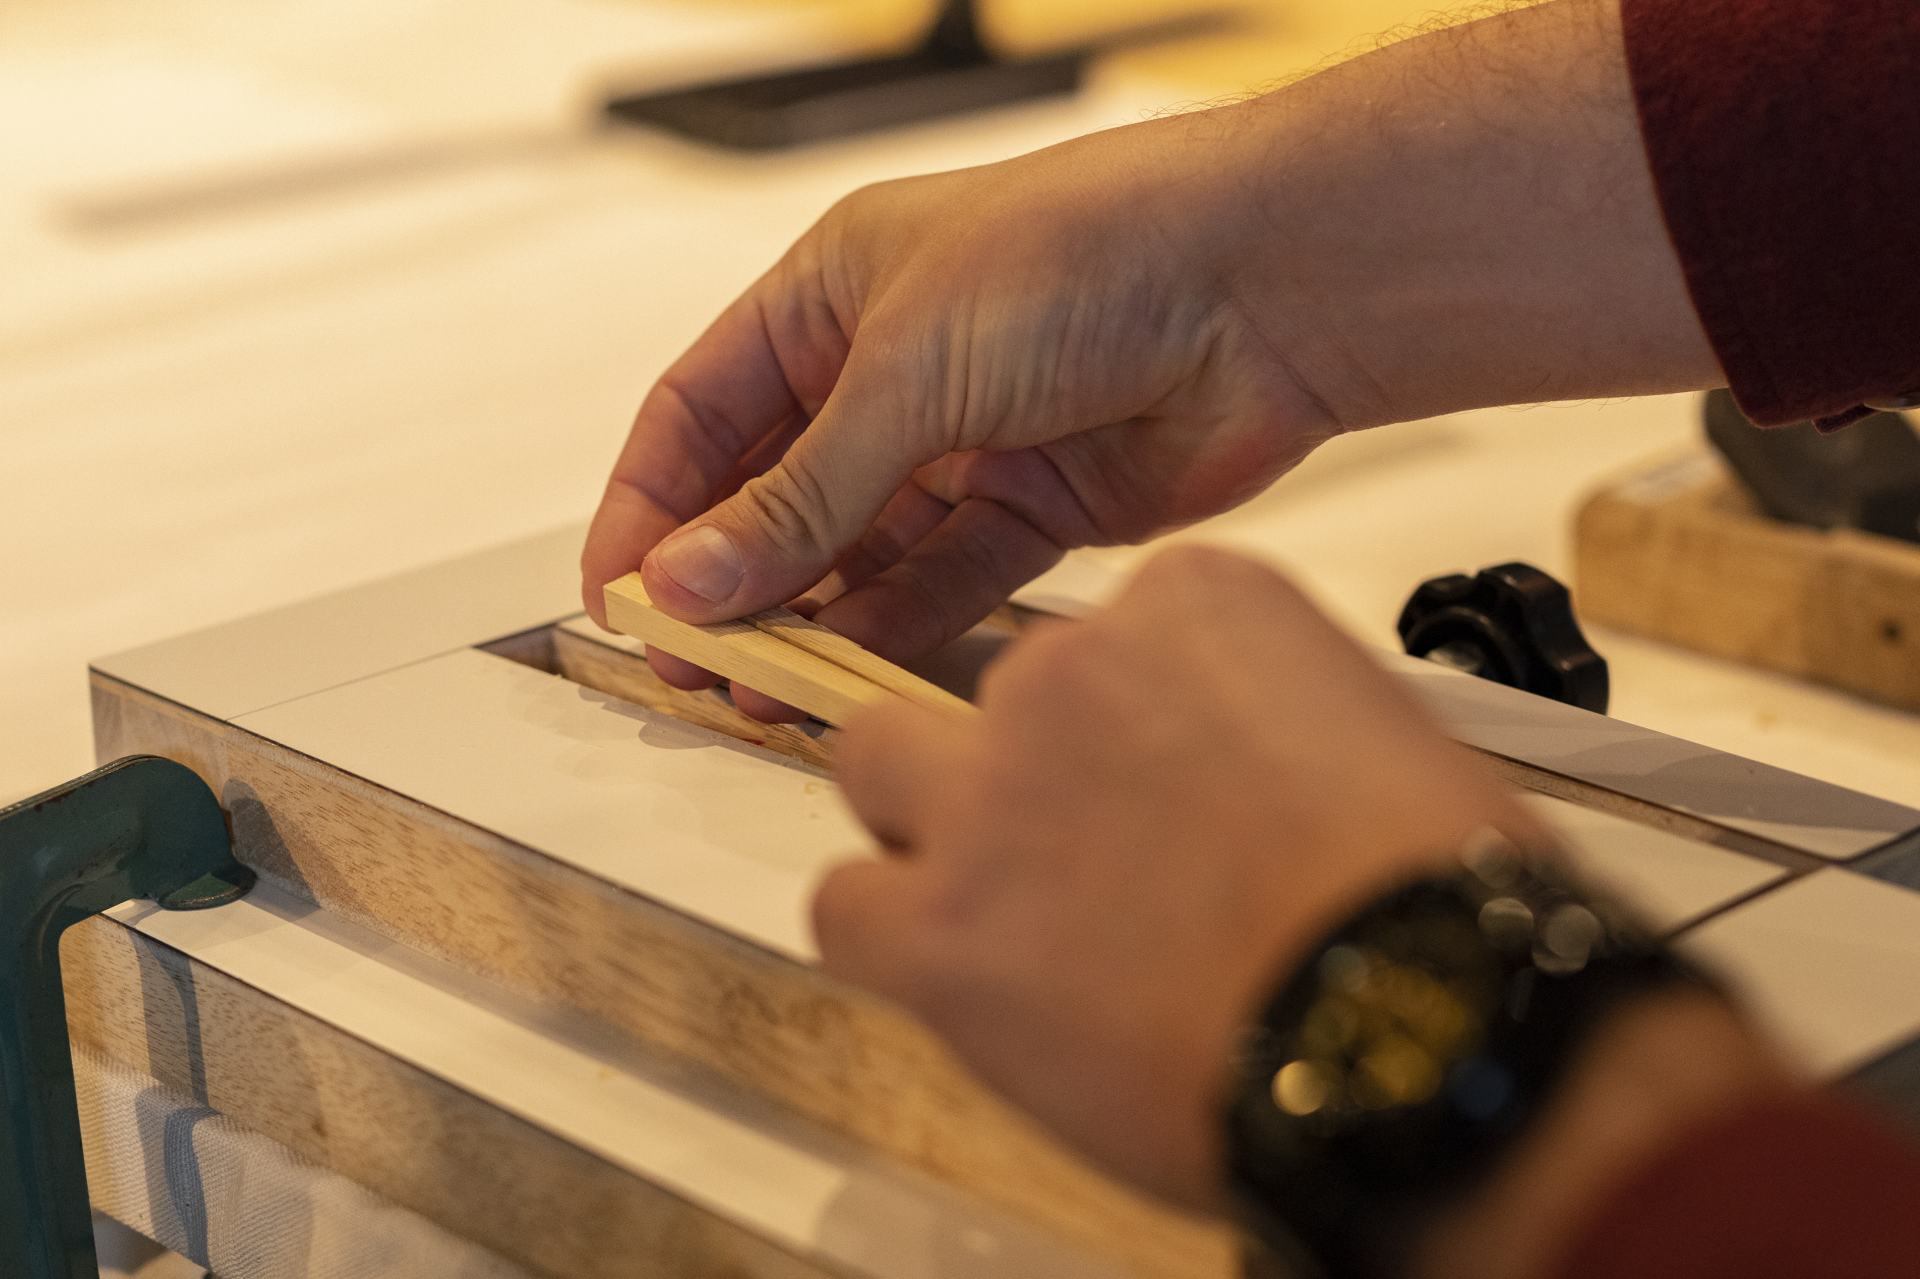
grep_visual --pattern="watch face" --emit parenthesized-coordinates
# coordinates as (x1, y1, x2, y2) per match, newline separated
(1263, 889, 1506, 1130)
(1227, 859, 1692, 1279)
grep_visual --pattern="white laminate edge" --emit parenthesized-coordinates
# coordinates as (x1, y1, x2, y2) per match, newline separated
(1391, 655, 1920, 861)
(234, 646, 866, 961)
(1678, 870, 1920, 1075)
(1524, 794, 1784, 933)
(93, 523, 588, 721)
(104, 884, 1131, 1279)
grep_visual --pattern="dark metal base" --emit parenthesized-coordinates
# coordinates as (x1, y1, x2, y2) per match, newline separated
(601, 47, 1087, 151)
(1705, 389, 1920, 545)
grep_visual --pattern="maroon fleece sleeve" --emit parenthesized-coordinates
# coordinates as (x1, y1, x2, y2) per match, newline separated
(1621, 0, 1920, 427)
(1551, 1092, 1920, 1279)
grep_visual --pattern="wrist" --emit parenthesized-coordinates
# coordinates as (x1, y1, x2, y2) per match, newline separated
(1413, 990, 1789, 1279)
(1219, 841, 1754, 1279)
(1221, 0, 1720, 431)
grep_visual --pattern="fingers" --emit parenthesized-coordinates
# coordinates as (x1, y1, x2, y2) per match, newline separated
(833, 699, 973, 850)
(580, 255, 846, 628)
(815, 699, 978, 998)
(808, 495, 1064, 663)
(731, 487, 1062, 723)
(728, 482, 954, 722)
(639, 344, 945, 624)
(810, 857, 927, 1002)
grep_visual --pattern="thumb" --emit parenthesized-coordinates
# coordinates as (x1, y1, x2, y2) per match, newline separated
(640, 354, 939, 621)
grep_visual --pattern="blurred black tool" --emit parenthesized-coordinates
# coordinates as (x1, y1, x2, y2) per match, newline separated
(1704, 389, 1920, 546)
(601, 0, 1085, 149)
(1399, 564, 1610, 713)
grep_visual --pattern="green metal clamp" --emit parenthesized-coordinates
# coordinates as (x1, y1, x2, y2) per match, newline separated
(1, 756, 254, 1279)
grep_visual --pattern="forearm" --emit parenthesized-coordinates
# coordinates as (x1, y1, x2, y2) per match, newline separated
(1207, 0, 1721, 430)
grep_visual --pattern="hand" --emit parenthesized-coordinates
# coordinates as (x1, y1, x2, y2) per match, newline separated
(581, 109, 1334, 720)
(581, 0, 1721, 723)
(817, 546, 1789, 1276)
(813, 547, 1546, 1207)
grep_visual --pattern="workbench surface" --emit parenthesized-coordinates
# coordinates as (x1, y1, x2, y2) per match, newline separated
(10, 0, 1920, 815)
(11, 4, 1920, 1275)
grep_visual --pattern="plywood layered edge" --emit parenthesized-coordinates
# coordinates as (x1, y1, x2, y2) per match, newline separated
(88, 670, 1233, 1279)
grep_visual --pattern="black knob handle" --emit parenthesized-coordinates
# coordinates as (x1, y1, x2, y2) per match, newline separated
(1397, 563, 1609, 713)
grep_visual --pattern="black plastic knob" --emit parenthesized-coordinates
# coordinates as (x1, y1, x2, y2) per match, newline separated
(1397, 563, 1609, 714)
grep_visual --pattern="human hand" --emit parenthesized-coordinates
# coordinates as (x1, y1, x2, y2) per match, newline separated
(812, 547, 1545, 1208)
(579, 110, 1337, 720)
(582, 0, 1723, 723)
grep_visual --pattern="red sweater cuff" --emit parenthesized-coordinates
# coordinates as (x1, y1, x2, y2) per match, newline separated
(1552, 1091, 1920, 1279)
(1621, 0, 1920, 426)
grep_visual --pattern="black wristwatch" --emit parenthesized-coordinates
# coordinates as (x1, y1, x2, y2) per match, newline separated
(1222, 832, 1712, 1279)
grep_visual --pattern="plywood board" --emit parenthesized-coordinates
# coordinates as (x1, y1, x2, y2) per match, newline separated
(83, 521, 1920, 1277)
(234, 646, 852, 960)
(91, 520, 1920, 863)
(88, 668, 1230, 1279)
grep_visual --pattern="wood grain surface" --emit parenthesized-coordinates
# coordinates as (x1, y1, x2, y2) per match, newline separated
(89, 671, 1233, 1279)
(62, 915, 838, 1279)
(602, 575, 972, 725)
(1576, 453, 1920, 712)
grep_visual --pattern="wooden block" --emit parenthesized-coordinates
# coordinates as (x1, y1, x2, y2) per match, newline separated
(602, 573, 973, 725)
(1575, 451, 1920, 712)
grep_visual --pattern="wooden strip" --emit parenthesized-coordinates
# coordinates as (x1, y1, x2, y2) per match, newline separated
(551, 626, 834, 770)
(602, 574, 969, 726)
(747, 609, 973, 717)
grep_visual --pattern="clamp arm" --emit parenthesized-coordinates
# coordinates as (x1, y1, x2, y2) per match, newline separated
(0, 756, 252, 1279)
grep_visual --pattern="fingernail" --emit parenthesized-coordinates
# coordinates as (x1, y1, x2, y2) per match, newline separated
(649, 525, 744, 603)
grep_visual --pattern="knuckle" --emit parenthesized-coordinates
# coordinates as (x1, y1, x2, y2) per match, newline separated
(810, 878, 889, 985)
(979, 624, 1076, 705)
(1131, 545, 1299, 607)
(977, 621, 1129, 729)
(737, 461, 835, 554)
(832, 702, 909, 781)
